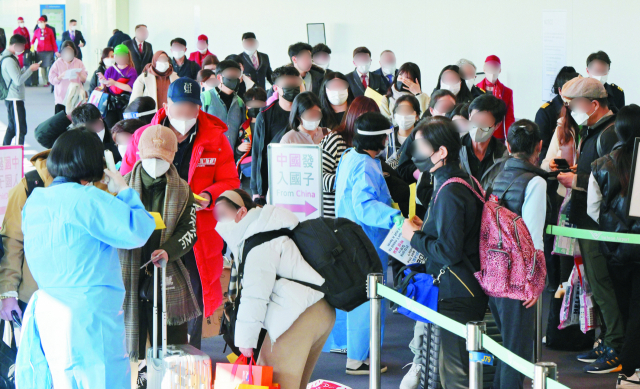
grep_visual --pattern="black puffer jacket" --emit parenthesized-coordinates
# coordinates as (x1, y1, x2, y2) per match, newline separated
(591, 150, 640, 266)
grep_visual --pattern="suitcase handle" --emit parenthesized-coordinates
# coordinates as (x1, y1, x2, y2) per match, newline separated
(152, 261, 168, 359)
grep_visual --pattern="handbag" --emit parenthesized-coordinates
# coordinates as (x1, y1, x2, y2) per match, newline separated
(393, 264, 439, 323)
(552, 189, 577, 256)
(0, 320, 17, 389)
(88, 89, 109, 116)
(139, 272, 154, 302)
(214, 355, 273, 389)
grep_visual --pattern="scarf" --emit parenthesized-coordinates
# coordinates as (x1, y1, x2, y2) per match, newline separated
(118, 162, 200, 361)
(143, 50, 173, 108)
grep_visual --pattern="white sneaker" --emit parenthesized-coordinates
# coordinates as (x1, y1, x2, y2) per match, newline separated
(399, 363, 421, 389)
(617, 371, 640, 388)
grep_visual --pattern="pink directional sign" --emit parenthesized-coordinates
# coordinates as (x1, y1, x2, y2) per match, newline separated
(268, 144, 323, 221)
(0, 146, 24, 224)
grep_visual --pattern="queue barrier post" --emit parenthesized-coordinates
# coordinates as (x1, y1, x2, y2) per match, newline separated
(535, 298, 543, 362)
(533, 362, 558, 389)
(466, 321, 486, 389)
(368, 273, 384, 389)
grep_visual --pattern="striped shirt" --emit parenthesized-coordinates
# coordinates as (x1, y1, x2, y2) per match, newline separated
(319, 132, 348, 218)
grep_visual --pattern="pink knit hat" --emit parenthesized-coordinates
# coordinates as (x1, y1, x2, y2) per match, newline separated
(138, 125, 178, 163)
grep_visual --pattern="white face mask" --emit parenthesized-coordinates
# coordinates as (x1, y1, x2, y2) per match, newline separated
(141, 158, 171, 179)
(394, 114, 416, 131)
(38, 23, 45, 29)
(326, 89, 349, 106)
(155, 61, 170, 72)
(356, 62, 371, 75)
(381, 64, 396, 76)
(243, 42, 259, 56)
(465, 78, 476, 90)
(301, 118, 321, 131)
(172, 50, 185, 59)
(69, 26, 76, 32)
(167, 108, 197, 135)
(469, 124, 495, 143)
(199, 48, 208, 54)
(14, 48, 25, 56)
(215, 209, 240, 230)
(62, 51, 74, 62)
(485, 73, 499, 83)
(18, 23, 24, 28)
(441, 81, 461, 95)
(96, 129, 105, 141)
(103, 58, 114, 67)
(118, 144, 128, 157)
(203, 81, 217, 91)
(315, 62, 329, 70)
(589, 74, 608, 84)
(570, 106, 596, 126)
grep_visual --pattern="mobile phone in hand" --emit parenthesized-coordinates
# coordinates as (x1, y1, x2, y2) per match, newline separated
(554, 158, 571, 170)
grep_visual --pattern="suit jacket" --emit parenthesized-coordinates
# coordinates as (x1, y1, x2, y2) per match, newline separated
(61, 30, 86, 59)
(239, 51, 272, 89)
(372, 67, 397, 90)
(346, 69, 387, 97)
(123, 39, 154, 76)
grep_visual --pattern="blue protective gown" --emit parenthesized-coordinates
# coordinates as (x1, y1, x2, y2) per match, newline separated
(327, 149, 400, 362)
(16, 178, 155, 389)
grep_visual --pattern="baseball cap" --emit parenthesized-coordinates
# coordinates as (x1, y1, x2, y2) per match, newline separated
(139, 125, 178, 163)
(242, 32, 256, 40)
(561, 77, 607, 100)
(198, 34, 208, 43)
(168, 77, 202, 106)
(485, 55, 501, 65)
(18, 17, 24, 21)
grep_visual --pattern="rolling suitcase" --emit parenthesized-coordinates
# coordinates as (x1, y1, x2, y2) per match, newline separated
(23, 52, 39, 87)
(146, 261, 212, 388)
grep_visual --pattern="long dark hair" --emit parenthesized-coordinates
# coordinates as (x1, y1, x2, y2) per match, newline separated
(434, 65, 473, 104)
(386, 62, 421, 98)
(288, 92, 322, 132)
(318, 71, 355, 129)
(559, 104, 579, 147)
(333, 96, 379, 147)
(552, 66, 578, 96)
(101, 47, 114, 67)
(613, 104, 640, 196)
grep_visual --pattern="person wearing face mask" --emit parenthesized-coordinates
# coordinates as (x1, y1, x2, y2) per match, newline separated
(251, 66, 302, 203)
(124, 96, 157, 125)
(424, 89, 456, 118)
(123, 24, 153, 76)
(236, 86, 267, 191)
(401, 118, 488, 389)
(1, 34, 40, 146)
(311, 43, 332, 72)
(189, 34, 213, 67)
(586, 50, 625, 113)
(238, 32, 272, 90)
(202, 60, 247, 150)
(13, 17, 30, 69)
(556, 77, 624, 374)
(111, 119, 146, 167)
(198, 69, 219, 93)
(169, 37, 200, 81)
(372, 50, 397, 89)
(318, 71, 354, 129)
(434, 65, 479, 105)
(71, 103, 122, 163)
(225, 54, 254, 101)
(449, 103, 471, 137)
(346, 46, 387, 97)
(288, 42, 325, 96)
(334, 112, 402, 375)
(214, 189, 335, 388)
(98, 44, 138, 128)
(49, 40, 87, 114)
(120, 77, 240, 350)
(61, 19, 86, 60)
(379, 62, 429, 125)
(31, 17, 58, 87)
(119, 125, 199, 387)
(131, 50, 178, 109)
(477, 55, 514, 140)
(16, 129, 156, 389)
(387, 95, 420, 160)
(89, 47, 114, 91)
(456, 58, 486, 99)
(280, 92, 327, 144)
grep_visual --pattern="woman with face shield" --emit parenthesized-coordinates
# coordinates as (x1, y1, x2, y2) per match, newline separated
(214, 189, 335, 389)
(400, 118, 488, 389)
(49, 40, 87, 114)
(130, 50, 178, 110)
(16, 129, 156, 388)
(118, 125, 199, 386)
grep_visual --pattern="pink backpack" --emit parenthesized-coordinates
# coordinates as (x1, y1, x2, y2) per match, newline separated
(434, 176, 546, 301)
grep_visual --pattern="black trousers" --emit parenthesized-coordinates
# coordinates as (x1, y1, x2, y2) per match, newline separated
(3, 100, 27, 145)
(438, 296, 488, 389)
(183, 249, 203, 349)
(54, 104, 65, 114)
(138, 297, 189, 359)
(609, 263, 640, 376)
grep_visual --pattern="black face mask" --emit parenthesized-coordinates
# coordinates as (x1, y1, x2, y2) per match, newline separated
(222, 77, 240, 92)
(247, 107, 261, 118)
(281, 86, 301, 102)
(411, 141, 433, 173)
(396, 80, 407, 92)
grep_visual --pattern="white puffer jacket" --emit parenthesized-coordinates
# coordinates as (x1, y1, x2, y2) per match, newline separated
(216, 205, 325, 349)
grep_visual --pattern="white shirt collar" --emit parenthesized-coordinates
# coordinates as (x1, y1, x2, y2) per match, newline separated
(356, 69, 369, 79)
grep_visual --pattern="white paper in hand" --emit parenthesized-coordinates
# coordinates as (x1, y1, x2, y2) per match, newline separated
(64, 68, 82, 80)
(380, 225, 425, 265)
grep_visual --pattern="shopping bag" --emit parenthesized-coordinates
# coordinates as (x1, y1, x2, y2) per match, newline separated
(558, 266, 581, 329)
(88, 89, 109, 116)
(552, 190, 577, 256)
(574, 249, 600, 333)
(214, 356, 273, 389)
(307, 379, 352, 389)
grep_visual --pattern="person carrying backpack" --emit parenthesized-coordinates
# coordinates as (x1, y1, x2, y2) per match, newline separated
(214, 189, 335, 389)
(401, 117, 488, 389)
(485, 120, 548, 389)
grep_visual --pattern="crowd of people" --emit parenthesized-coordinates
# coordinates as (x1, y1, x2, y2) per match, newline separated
(0, 14, 639, 389)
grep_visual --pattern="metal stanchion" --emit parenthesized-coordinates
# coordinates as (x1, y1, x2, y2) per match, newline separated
(533, 362, 557, 389)
(535, 298, 543, 362)
(466, 321, 486, 389)
(368, 273, 383, 389)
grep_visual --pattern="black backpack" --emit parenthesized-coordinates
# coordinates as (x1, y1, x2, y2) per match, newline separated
(0, 56, 19, 101)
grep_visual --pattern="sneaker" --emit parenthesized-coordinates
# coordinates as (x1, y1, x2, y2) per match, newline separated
(577, 341, 605, 363)
(399, 363, 421, 389)
(345, 363, 388, 375)
(617, 371, 640, 388)
(583, 347, 622, 374)
(137, 366, 147, 389)
(330, 348, 347, 354)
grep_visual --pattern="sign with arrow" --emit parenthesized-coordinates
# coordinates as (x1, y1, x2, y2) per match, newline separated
(268, 144, 323, 221)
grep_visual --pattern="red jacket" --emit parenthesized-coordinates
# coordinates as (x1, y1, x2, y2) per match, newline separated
(120, 108, 241, 317)
(189, 50, 213, 67)
(13, 27, 31, 50)
(476, 78, 514, 140)
(31, 26, 57, 53)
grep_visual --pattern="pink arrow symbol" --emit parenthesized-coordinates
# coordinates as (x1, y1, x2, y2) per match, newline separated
(276, 201, 318, 217)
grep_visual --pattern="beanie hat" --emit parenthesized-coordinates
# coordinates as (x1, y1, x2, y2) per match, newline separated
(114, 44, 129, 56)
(198, 34, 208, 43)
(138, 125, 178, 163)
